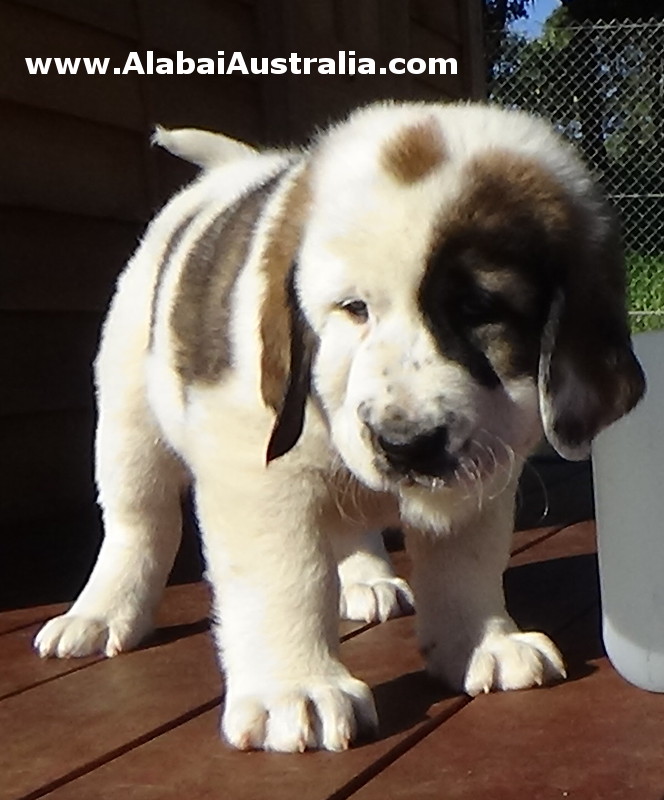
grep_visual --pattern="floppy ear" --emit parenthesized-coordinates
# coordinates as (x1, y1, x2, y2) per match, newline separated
(265, 267, 317, 463)
(256, 166, 315, 464)
(539, 225, 646, 460)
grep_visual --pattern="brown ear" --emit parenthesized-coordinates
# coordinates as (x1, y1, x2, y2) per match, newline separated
(265, 267, 316, 463)
(257, 165, 314, 463)
(539, 223, 645, 460)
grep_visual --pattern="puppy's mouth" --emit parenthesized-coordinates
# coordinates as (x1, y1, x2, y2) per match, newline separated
(368, 429, 461, 491)
(396, 469, 455, 491)
(377, 460, 459, 491)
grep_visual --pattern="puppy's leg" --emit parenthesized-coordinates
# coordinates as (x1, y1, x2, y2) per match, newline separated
(196, 469, 377, 752)
(35, 384, 186, 659)
(406, 496, 565, 695)
(332, 529, 413, 623)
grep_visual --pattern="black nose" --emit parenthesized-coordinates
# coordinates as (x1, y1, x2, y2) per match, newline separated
(376, 425, 454, 477)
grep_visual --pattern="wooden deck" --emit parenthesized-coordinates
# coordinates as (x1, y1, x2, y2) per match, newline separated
(3, 520, 664, 800)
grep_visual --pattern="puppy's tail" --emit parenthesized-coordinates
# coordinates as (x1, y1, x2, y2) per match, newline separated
(152, 125, 257, 169)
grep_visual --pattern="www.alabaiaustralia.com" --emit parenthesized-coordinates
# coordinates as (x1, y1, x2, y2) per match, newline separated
(25, 50, 458, 77)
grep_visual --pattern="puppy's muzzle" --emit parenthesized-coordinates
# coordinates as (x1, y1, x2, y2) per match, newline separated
(377, 425, 454, 477)
(360, 404, 459, 479)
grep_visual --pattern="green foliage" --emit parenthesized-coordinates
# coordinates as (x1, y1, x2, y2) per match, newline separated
(484, 0, 536, 30)
(490, 18, 664, 263)
(627, 253, 664, 332)
(561, 0, 664, 22)
(488, 13, 664, 334)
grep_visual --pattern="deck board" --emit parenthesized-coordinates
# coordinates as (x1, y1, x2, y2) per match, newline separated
(0, 584, 211, 700)
(39, 619, 469, 800)
(4, 521, 658, 800)
(351, 610, 664, 800)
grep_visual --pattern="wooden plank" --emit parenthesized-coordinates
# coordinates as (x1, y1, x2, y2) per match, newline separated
(20, 614, 466, 800)
(410, 0, 461, 41)
(506, 521, 599, 635)
(138, 0, 258, 58)
(0, 590, 366, 705)
(14, 0, 138, 39)
(0, 101, 148, 221)
(351, 614, 664, 800)
(147, 69, 263, 145)
(0, 583, 211, 701)
(516, 455, 594, 531)
(458, 0, 487, 100)
(0, 207, 138, 312)
(337, 0, 381, 53)
(0, 505, 103, 612)
(0, 1, 144, 131)
(347, 525, 606, 800)
(410, 80, 454, 103)
(0, 606, 65, 637)
(10, 526, 588, 799)
(151, 148, 199, 211)
(510, 524, 566, 556)
(0, 409, 96, 522)
(0, 627, 221, 800)
(509, 520, 596, 567)
(0, 501, 200, 614)
(409, 21, 463, 97)
(376, 0, 411, 62)
(0, 312, 101, 415)
(254, 2, 292, 144)
(0, 592, 374, 799)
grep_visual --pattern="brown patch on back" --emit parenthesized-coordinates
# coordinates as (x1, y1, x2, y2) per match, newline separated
(259, 165, 312, 411)
(170, 168, 287, 384)
(381, 117, 447, 184)
(149, 211, 198, 349)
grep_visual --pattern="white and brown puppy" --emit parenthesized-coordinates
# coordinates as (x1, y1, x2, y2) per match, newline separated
(35, 102, 645, 752)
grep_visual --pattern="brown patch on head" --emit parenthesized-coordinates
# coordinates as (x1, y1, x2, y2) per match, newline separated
(381, 117, 447, 185)
(170, 168, 288, 384)
(419, 149, 579, 385)
(420, 147, 644, 454)
(259, 164, 312, 411)
(455, 151, 575, 243)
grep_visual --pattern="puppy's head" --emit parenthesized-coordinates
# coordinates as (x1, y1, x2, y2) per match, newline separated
(266, 103, 644, 496)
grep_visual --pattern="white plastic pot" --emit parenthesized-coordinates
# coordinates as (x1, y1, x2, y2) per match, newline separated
(593, 329, 664, 692)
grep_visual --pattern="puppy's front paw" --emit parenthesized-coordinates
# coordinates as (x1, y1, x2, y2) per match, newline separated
(463, 631, 566, 696)
(222, 673, 378, 752)
(340, 577, 414, 623)
(34, 613, 150, 658)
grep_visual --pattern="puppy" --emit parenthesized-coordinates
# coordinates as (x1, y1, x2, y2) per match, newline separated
(35, 102, 645, 752)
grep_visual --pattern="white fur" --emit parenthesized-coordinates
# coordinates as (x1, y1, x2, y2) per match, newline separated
(152, 124, 257, 168)
(34, 101, 609, 752)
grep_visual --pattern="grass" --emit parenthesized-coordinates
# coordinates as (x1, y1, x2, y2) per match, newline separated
(626, 252, 664, 333)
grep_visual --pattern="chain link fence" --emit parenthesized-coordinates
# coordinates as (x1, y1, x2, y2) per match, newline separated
(488, 19, 664, 331)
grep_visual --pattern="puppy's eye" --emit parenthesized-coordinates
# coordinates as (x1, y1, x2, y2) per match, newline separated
(339, 299, 369, 323)
(459, 290, 500, 324)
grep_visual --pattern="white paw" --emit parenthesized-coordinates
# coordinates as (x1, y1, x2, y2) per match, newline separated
(222, 673, 378, 752)
(339, 577, 414, 623)
(463, 631, 566, 696)
(34, 613, 151, 658)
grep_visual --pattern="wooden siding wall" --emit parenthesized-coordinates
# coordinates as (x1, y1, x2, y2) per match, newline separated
(0, 0, 484, 606)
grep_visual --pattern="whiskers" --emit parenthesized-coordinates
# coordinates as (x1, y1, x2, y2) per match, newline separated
(454, 430, 524, 510)
(325, 453, 372, 527)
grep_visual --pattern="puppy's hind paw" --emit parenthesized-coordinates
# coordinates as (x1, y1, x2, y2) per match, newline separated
(339, 577, 414, 623)
(34, 613, 150, 659)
